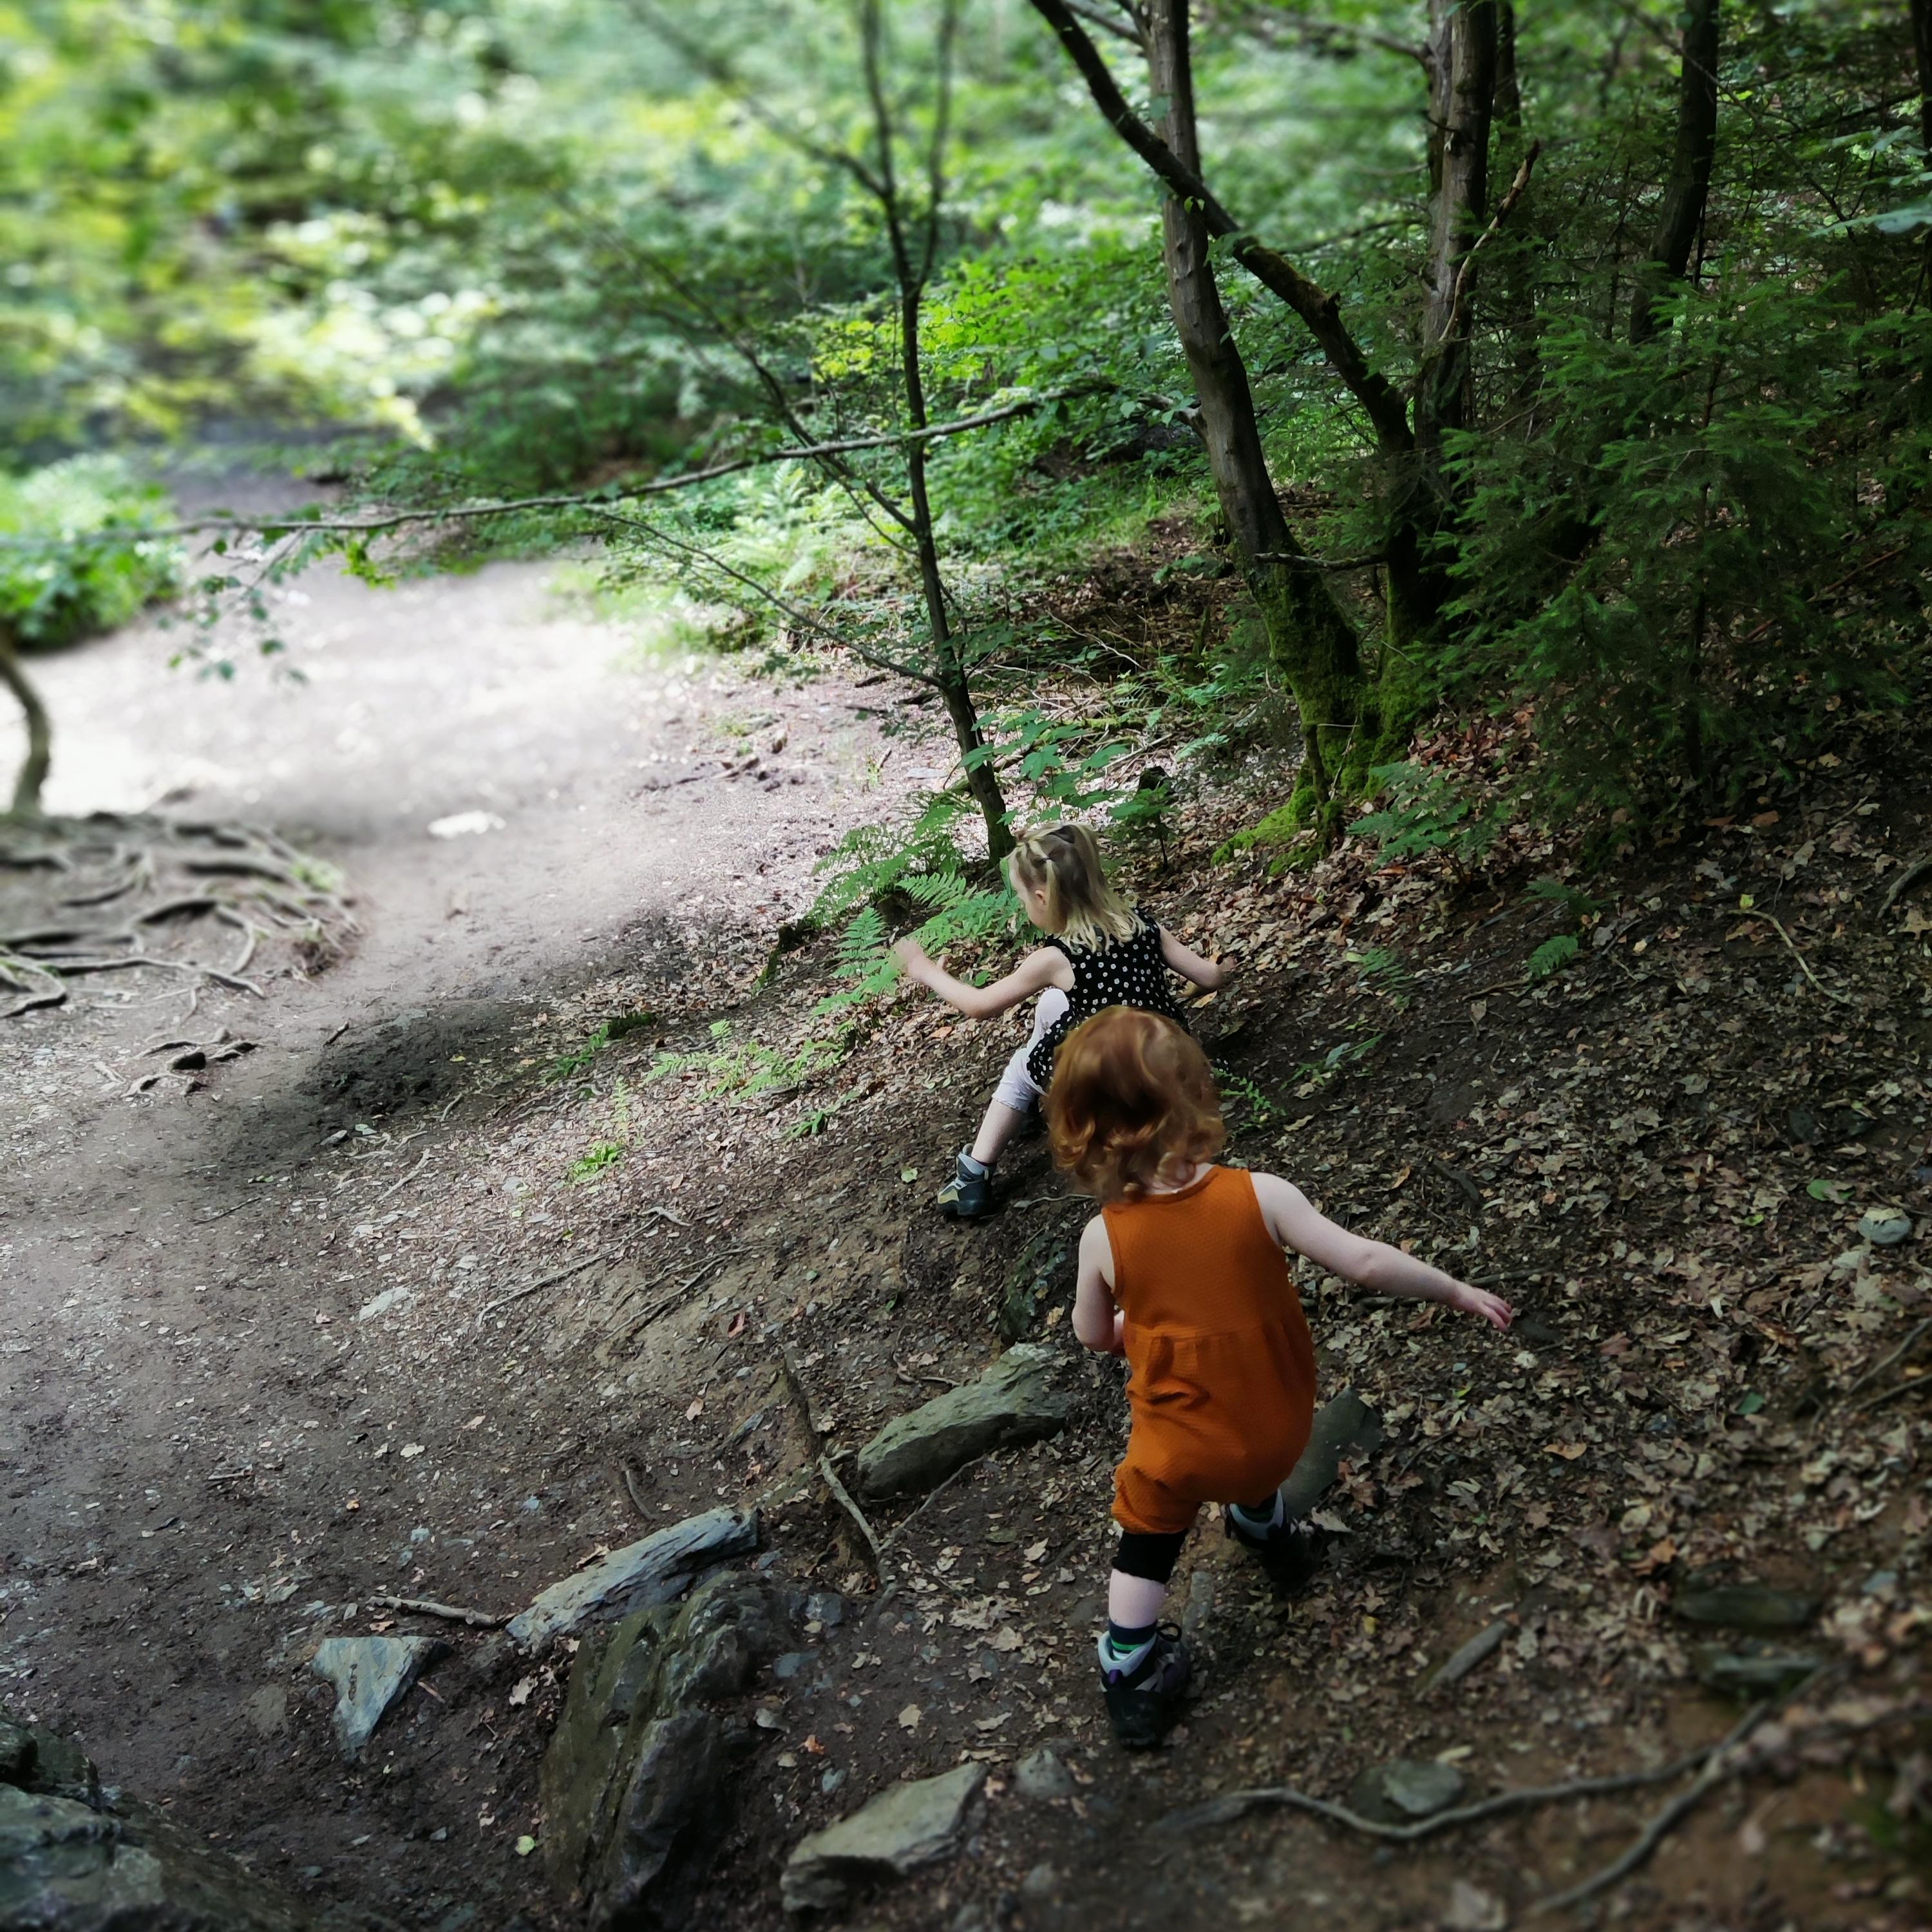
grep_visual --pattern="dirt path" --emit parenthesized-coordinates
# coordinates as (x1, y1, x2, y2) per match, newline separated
(5, 527, 1929, 1932)
(0, 542, 906, 1925)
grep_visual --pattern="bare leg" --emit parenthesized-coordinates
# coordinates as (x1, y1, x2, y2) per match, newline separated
(1107, 1570, 1167, 1629)
(970, 1097, 1030, 1168)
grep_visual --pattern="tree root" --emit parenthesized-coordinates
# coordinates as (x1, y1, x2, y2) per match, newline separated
(0, 813, 354, 1016)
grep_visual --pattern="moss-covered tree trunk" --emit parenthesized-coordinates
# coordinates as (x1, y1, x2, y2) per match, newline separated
(1144, 0, 1373, 824)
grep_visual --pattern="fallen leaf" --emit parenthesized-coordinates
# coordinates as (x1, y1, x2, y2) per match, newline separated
(515, 1834, 536, 1857)
(897, 1703, 922, 1731)
(900, 1166, 920, 1184)
(801, 1734, 826, 1756)
(754, 1706, 781, 1731)
(988, 1627, 1022, 1653)
(507, 1676, 536, 1708)
(1544, 1441, 1588, 1461)
(399, 1443, 425, 1460)
(685, 1399, 704, 1421)
(1024, 1540, 1048, 1563)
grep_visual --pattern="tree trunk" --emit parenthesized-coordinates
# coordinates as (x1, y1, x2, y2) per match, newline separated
(1628, 0, 1720, 343)
(0, 621, 50, 817)
(1414, 0, 1499, 465)
(1144, 0, 1370, 815)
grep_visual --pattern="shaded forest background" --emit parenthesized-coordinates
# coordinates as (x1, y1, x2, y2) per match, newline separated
(3, 0, 1929, 918)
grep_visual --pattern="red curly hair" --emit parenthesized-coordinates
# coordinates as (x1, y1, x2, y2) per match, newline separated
(1045, 1006, 1225, 1202)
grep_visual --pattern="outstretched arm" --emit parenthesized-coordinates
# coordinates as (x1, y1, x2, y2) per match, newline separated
(1161, 927, 1227, 990)
(1250, 1173, 1513, 1331)
(1072, 1216, 1126, 1355)
(890, 938, 1071, 1019)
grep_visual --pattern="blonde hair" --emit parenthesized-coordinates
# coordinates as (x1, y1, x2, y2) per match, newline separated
(1006, 824, 1139, 949)
(1046, 1008, 1225, 1202)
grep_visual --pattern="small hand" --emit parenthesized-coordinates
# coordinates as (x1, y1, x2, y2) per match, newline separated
(1448, 1283, 1513, 1331)
(890, 936, 931, 979)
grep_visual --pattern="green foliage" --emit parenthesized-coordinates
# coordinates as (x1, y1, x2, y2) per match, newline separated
(1447, 281, 1932, 815)
(1348, 945, 1415, 1009)
(567, 1139, 626, 1182)
(0, 459, 182, 648)
(1525, 933, 1580, 983)
(1350, 762, 1510, 878)
(646, 1018, 848, 1102)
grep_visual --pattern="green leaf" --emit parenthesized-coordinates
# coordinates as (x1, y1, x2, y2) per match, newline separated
(1525, 933, 1580, 981)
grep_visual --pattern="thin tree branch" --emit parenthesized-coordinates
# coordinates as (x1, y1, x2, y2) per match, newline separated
(1025, 0, 1414, 453)
(584, 508, 945, 689)
(1419, 140, 1543, 381)
(0, 396, 1082, 554)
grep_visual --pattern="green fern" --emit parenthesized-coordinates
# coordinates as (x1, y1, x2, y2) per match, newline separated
(1526, 933, 1580, 981)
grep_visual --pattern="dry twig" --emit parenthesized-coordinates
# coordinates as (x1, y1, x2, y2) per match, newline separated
(366, 1594, 505, 1629)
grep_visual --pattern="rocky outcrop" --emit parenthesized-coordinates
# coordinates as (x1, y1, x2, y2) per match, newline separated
(507, 1508, 759, 1651)
(538, 1569, 796, 1931)
(856, 1346, 1072, 1499)
(779, 1763, 986, 1914)
(0, 1705, 324, 1931)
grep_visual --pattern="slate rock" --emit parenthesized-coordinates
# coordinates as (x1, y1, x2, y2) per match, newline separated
(310, 1634, 442, 1761)
(507, 1507, 759, 1650)
(1420, 1621, 1507, 1696)
(1012, 1749, 1075, 1803)
(1692, 1642, 1823, 1698)
(0, 1719, 32, 1786)
(1859, 1208, 1913, 1247)
(540, 1571, 796, 1931)
(857, 1347, 1072, 1499)
(1672, 1582, 1819, 1633)
(1347, 1757, 1468, 1824)
(780, 1763, 987, 1913)
(1281, 1388, 1385, 1520)
(998, 1231, 1072, 1347)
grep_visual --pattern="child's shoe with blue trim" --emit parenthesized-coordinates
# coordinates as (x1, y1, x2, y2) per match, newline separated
(936, 1149, 994, 1220)
(1099, 1624, 1191, 1748)
(1227, 1497, 1322, 1596)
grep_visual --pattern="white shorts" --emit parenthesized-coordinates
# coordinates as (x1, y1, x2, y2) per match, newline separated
(992, 989, 1070, 1113)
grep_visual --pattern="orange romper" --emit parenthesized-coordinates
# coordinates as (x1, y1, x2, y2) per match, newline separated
(1104, 1165, 1318, 1537)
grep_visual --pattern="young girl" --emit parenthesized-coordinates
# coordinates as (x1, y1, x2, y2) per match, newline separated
(1046, 1006, 1513, 1748)
(891, 824, 1225, 1220)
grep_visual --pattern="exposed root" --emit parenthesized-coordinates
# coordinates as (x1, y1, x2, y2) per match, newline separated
(0, 813, 355, 1016)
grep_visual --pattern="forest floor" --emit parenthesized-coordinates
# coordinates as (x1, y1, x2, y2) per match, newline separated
(3, 517, 1931, 1932)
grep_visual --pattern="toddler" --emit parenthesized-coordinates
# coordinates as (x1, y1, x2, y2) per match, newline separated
(891, 823, 1223, 1218)
(1046, 1006, 1513, 1747)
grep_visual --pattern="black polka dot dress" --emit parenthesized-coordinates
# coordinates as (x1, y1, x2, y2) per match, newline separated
(1026, 905, 1186, 1089)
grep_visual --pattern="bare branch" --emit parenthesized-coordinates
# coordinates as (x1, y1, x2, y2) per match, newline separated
(0, 394, 1084, 555)
(1025, 0, 1414, 453)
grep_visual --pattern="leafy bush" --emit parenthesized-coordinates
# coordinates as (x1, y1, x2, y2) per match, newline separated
(1350, 761, 1511, 880)
(0, 458, 182, 649)
(1446, 283, 1932, 815)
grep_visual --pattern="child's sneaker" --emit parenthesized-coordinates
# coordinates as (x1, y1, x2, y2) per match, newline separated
(1099, 1625, 1191, 1748)
(936, 1149, 994, 1220)
(1227, 1501, 1322, 1596)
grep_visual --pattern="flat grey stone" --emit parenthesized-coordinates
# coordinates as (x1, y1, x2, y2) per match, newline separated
(1859, 1208, 1913, 1246)
(857, 1347, 1071, 1499)
(506, 1507, 759, 1650)
(1012, 1748, 1075, 1802)
(1347, 1757, 1467, 1824)
(310, 1634, 441, 1761)
(1281, 1388, 1385, 1519)
(1672, 1581, 1819, 1633)
(781, 1763, 986, 1913)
